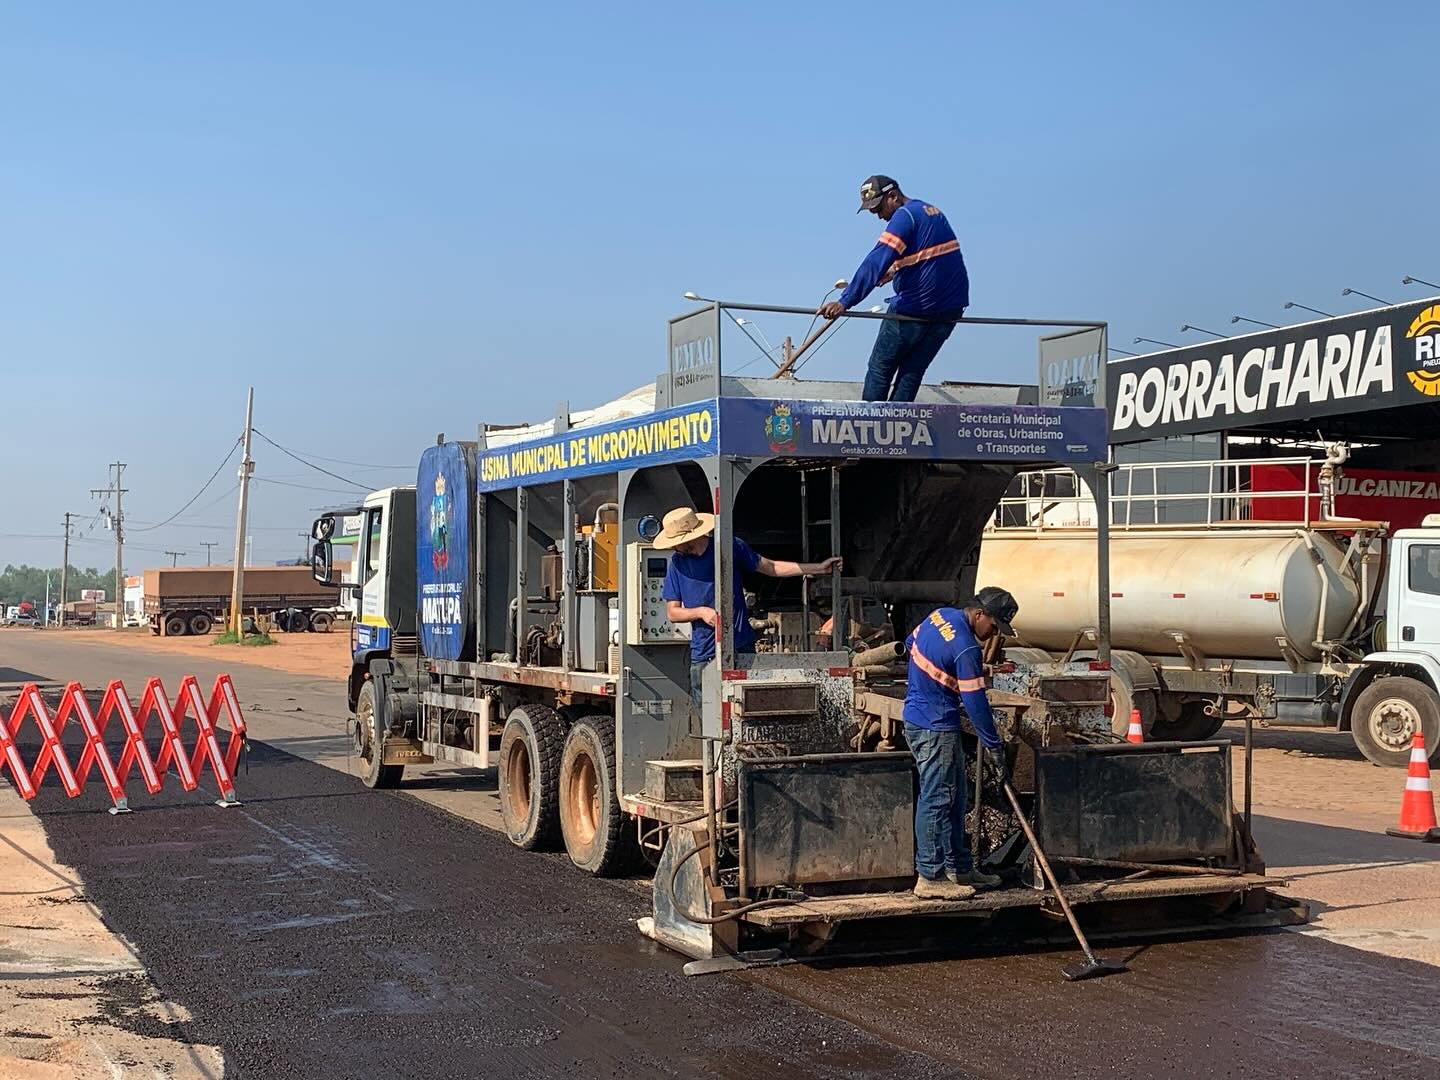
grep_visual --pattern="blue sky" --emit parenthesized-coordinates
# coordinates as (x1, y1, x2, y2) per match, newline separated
(2, 1, 1435, 570)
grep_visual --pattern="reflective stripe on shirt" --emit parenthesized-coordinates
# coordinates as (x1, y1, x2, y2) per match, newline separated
(909, 641, 986, 694)
(893, 239, 960, 271)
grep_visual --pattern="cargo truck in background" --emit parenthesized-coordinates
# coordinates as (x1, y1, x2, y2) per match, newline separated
(143, 565, 341, 636)
(304, 303, 1289, 967)
(980, 455, 1440, 768)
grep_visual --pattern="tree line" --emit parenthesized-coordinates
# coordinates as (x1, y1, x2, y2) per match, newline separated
(0, 564, 117, 606)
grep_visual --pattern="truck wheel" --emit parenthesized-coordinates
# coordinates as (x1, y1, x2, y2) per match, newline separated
(1109, 684, 1156, 739)
(164, 614, 189, 637)
(559, 714, 631, 876)
(355, 681, 404, 789)
(499, 704, 565, 850)
(309, 610, 334, 633)
(1351, 677, 1440, 768)
(188, 613, 213, 636)
(1153, 701, 1226, 742)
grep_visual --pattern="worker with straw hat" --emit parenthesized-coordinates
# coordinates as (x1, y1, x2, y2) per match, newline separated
(655, 506, 841, 710)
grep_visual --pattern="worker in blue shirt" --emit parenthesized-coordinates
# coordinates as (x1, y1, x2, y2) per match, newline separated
(818, 175, 970, 403)
(903, 586, 1018, 900)
(656, 506, 841, 710)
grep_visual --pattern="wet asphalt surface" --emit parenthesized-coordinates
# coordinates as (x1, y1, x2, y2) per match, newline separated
(7, 636, 1440, 1077)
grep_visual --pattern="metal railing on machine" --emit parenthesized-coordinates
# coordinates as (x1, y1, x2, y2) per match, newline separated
(991, 455, 1337, 531)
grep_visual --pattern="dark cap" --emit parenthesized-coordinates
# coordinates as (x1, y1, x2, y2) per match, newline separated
(972, 586, 1019, 637)
(857, 174, 899, 213)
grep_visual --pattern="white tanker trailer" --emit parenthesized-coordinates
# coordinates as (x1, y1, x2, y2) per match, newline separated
(980, 464, 1440, 768)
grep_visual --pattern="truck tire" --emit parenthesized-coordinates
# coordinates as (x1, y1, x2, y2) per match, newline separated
(499, 704, 565, 850)
(1152, 701, 1226, 742)
(558, 714, 631, 876)
(309, 610, 334, 633)
(1108, 684, 1157, 740)
(188, 613, 213, 636)
(164, 614, 189, 637)
(355, 680, 404, 789)
(1351, 677, 1440, 768)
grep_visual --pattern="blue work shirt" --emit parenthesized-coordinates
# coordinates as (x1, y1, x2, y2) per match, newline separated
(839, 198, 969, 317)
(902, 606, 1000, 747)
(661, 537, 761, 662)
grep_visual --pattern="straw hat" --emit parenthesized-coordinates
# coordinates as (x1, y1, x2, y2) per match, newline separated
(652, 506, 716, 550)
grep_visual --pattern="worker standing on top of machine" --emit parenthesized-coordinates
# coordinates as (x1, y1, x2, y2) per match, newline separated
(656, 506, 841, 709)
(817, 175, 970, 403)
(904, 586, 1018, 900)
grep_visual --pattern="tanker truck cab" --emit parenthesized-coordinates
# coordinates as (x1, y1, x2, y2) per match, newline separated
(1342, 520, 1440, 765)
(312, 486, 419, 782)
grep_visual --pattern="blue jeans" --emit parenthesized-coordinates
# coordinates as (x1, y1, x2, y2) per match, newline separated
(905, 722, 972, 880)
(861, 311, 962, 402)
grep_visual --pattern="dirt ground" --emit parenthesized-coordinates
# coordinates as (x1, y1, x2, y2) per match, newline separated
(0, 786, 224, 1078)
(49, 625, 353, 681)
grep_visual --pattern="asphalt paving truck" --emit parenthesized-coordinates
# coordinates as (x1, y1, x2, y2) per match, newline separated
(981, 454, 1440, 768)
(308, 303, 1290, 967)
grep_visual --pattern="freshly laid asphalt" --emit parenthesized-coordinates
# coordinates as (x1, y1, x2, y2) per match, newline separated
(6, 632, 1440, 1078)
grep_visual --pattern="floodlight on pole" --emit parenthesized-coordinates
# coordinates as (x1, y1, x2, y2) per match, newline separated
(1133, 336, 1177, 349)
(1283, 301, 1333, 318)
(1231, 314, 1279, 329)
(1108, 346, 1139, 357)
(1179, 324, 1224, 339)
(1342, 287, 1391, 306)
(1402, 275, 1440, 291)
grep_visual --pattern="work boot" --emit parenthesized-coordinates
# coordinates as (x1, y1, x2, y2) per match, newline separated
(949, 867, 1002, 890)
(913, 876, 976, 901)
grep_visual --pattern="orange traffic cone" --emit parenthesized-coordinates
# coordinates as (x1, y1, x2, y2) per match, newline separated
(1386, 733, 1440, 842)
(1126, 708, 1144, 744)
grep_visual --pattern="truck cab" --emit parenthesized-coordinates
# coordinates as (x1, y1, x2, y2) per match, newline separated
(315, 486, 416, 712)
(1346, 520, 1440, 761)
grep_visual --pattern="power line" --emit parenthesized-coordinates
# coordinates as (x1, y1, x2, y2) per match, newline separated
(252, 477, 369, 495)
(264, 447, 410, 470)
(130, 437, 242, 532)
(251, 429, 368, 489)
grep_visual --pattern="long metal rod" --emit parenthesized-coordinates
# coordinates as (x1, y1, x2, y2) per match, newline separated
(1000, 780, 1102, 963)
(772, 321, 834, 378)
(515, 487, 528, 666)
(1244, 709, 1254, 839)
(829, 466, 845, 652)
(800, 471, 811, 652)
(690, 300, 1106, 329)
(1052, 855, 1240, 877)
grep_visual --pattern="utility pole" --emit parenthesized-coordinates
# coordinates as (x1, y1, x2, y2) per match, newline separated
(59, 512, 74, 628)
(200, 540, 218, 566)
(229, 389, 255, 635)
(164, 550, 186, 567)
(91, 463, 127, 632)
(298, 531, 310, 563)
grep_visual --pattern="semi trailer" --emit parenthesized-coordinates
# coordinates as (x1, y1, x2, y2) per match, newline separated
(307, 304, 1289, 966)
(143, 565, 341, 636)
(980, 455, 1440, 768)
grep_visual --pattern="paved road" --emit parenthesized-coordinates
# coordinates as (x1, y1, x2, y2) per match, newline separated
(5, 632, 1440, 1078)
